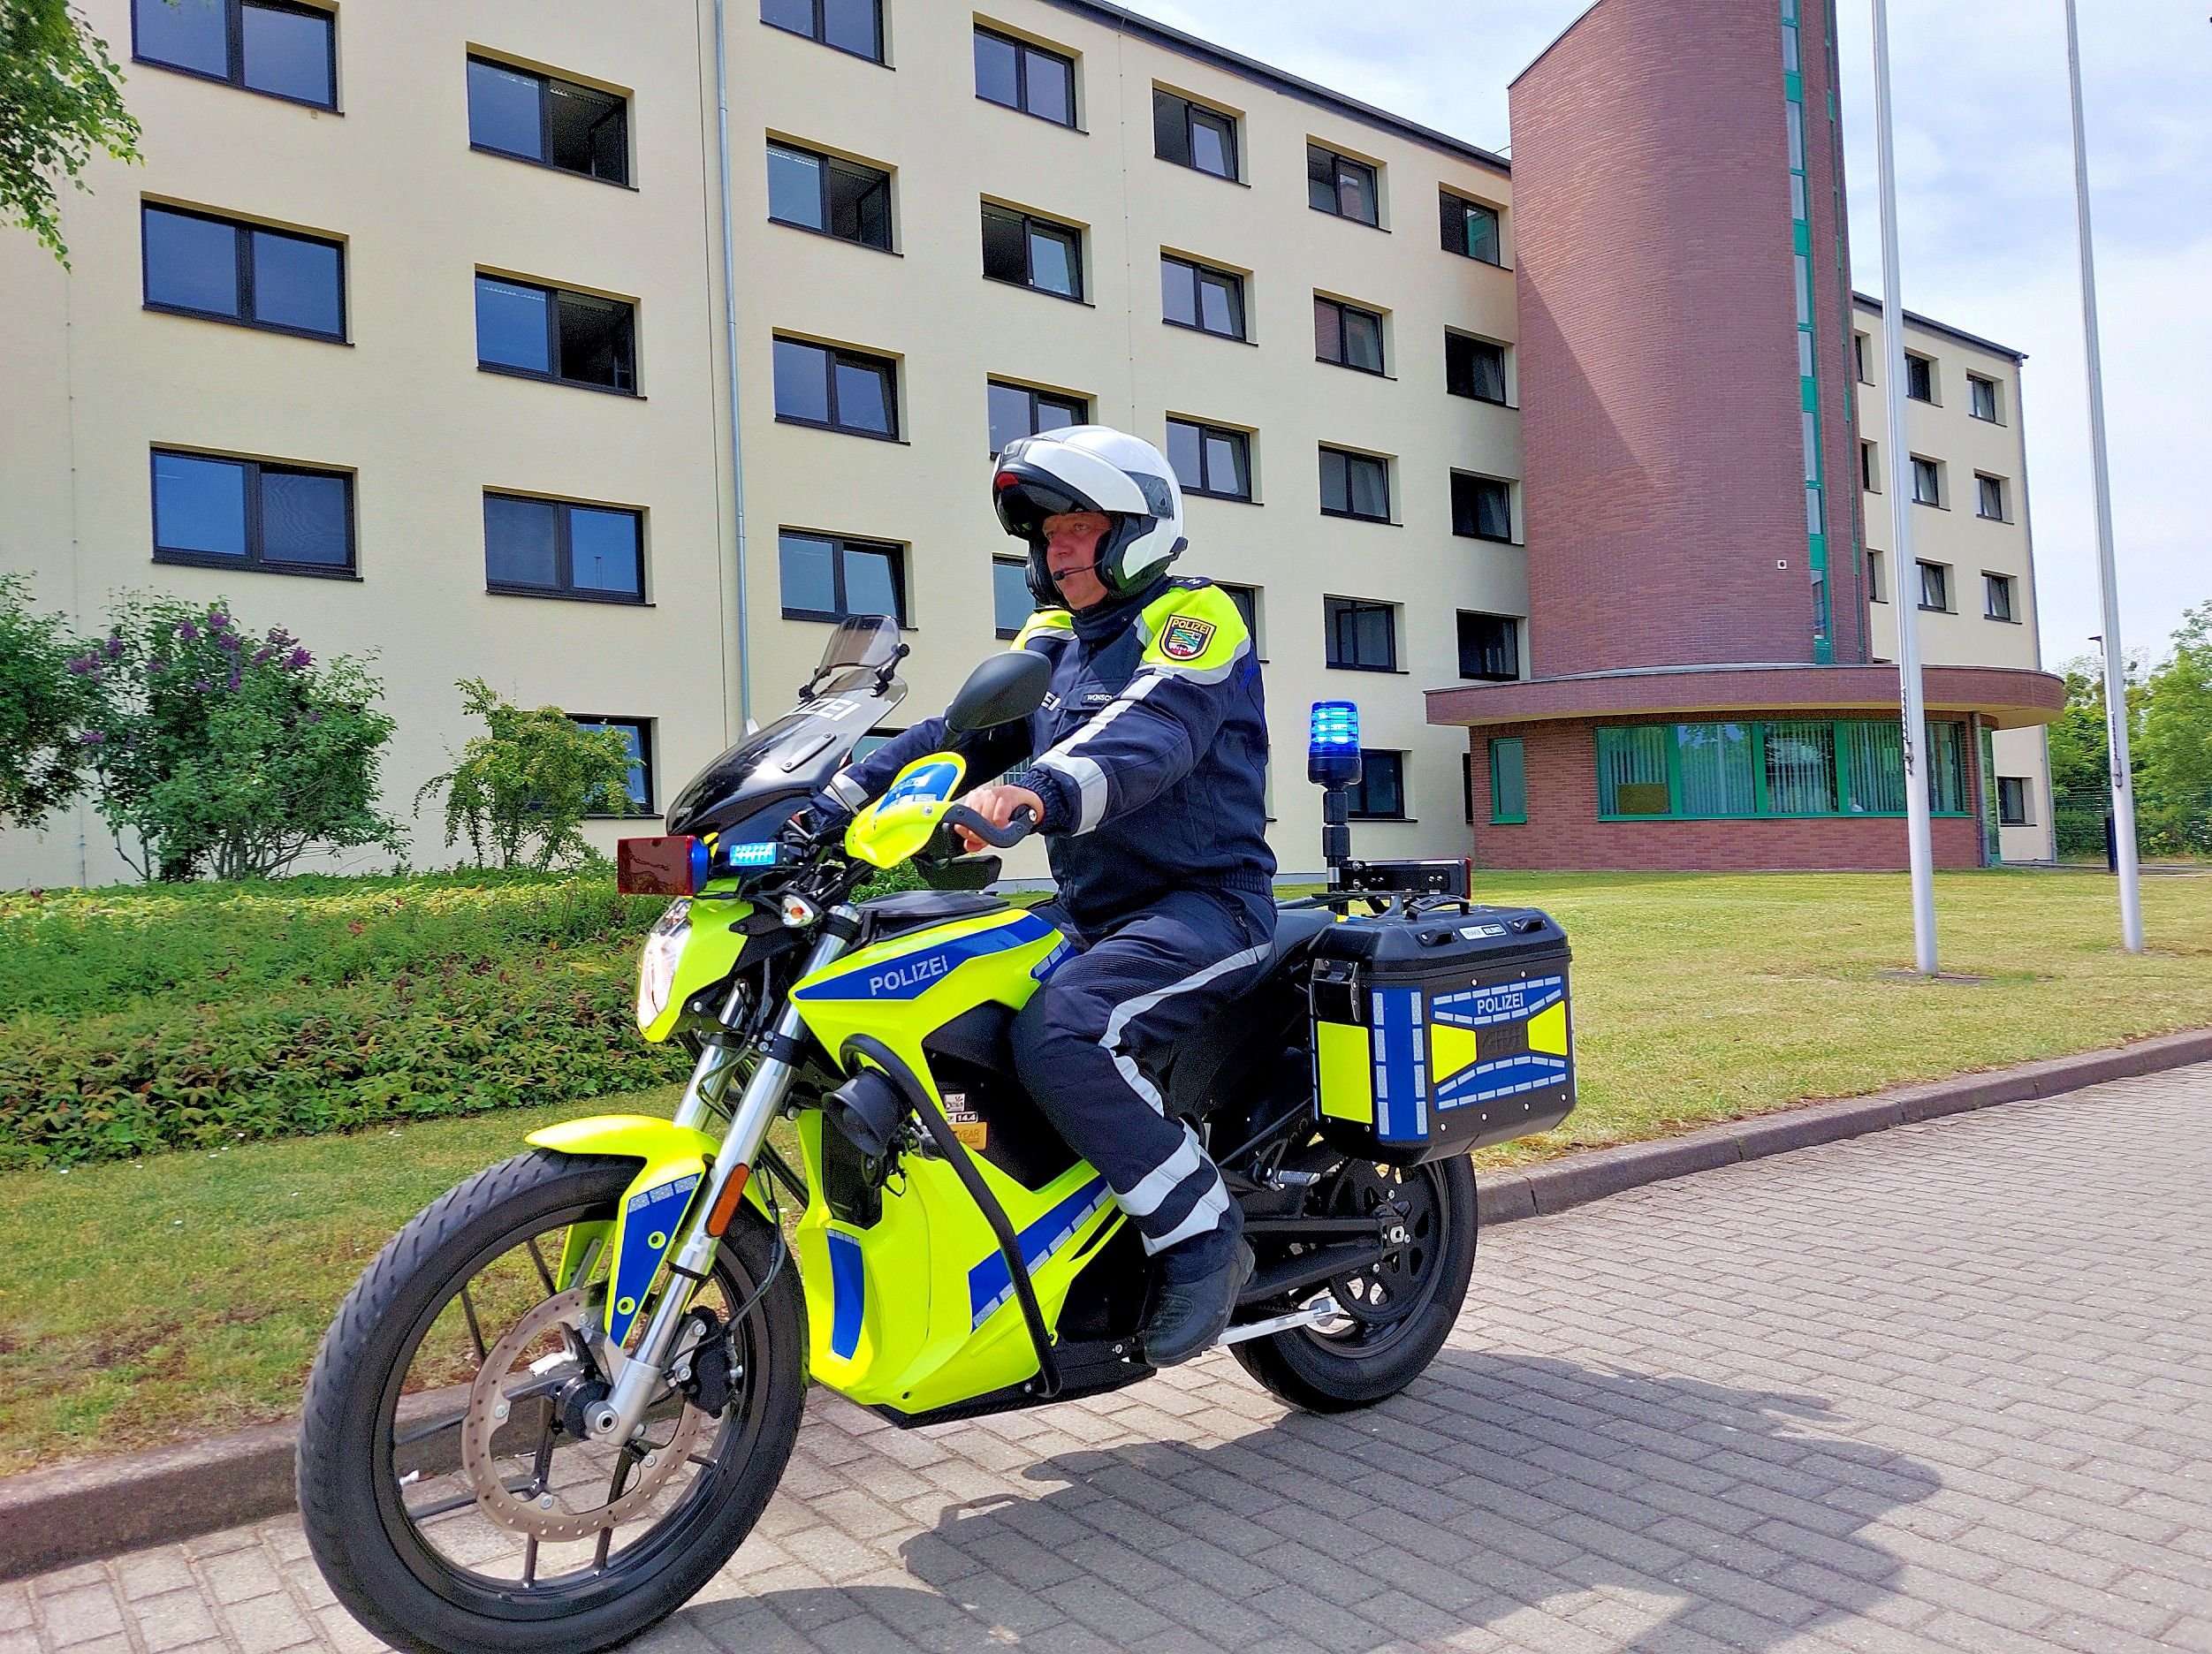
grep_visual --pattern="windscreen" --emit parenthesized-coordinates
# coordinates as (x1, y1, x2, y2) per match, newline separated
(815, 615, 901, 678)
(661, 672, 907, 842)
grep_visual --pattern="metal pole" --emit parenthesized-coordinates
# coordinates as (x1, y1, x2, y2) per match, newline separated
(2063, 0, 2144, 952)
(1868, 0, 1939, 975)
(712, 0, 755, 730)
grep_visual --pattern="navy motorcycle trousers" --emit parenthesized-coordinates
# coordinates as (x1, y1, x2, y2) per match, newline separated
(1010, 885, 1275, 1257)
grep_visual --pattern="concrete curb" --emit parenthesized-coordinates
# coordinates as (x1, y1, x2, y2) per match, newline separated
(8, 1026, 2211, 1581)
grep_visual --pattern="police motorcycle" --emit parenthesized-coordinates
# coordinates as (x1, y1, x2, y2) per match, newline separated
(298, 617, 1577, 1654)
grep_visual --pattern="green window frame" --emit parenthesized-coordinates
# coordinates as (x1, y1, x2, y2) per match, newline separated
(1487, 737, 1526, 824)
(1595, 718, 1973, 821)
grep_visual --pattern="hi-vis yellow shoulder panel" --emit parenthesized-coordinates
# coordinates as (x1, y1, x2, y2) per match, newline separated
(1010, 609, 1074, 650)
(1137, 583, 1250, 678)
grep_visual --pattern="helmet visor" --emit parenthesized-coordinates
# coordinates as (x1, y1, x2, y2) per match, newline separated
(993, 461, 1099, 542)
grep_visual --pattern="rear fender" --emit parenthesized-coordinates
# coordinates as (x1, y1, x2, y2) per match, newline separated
(526, 1113, 771, 1344)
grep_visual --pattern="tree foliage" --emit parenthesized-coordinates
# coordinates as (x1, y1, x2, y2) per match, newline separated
(0, 0, 141, 265)
(2137, 602, 2212, 857)
(87, 596, 403, 880)
(0, 571, 105, 827)
(418, 679, 635, 871)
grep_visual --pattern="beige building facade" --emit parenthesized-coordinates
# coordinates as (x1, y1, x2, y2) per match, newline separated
(0, 0, 2048, 886)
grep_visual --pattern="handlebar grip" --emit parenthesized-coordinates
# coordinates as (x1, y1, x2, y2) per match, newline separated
(940, 803, 1038, 849)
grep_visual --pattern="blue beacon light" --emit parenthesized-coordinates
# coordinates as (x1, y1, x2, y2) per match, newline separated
(1307, 701, 1363, 790)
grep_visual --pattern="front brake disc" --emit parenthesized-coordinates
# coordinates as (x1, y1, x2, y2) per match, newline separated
(456, 1286, 710, 1543)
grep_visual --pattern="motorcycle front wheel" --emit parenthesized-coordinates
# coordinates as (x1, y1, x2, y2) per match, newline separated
(297, 1149, 806, 1654)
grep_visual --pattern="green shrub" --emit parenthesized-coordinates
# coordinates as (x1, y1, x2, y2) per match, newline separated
(419, 680, 635, 870)
(0, 572, 104, 828)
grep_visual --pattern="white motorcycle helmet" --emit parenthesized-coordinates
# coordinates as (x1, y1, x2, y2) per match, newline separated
(992, 426, 1187, 606)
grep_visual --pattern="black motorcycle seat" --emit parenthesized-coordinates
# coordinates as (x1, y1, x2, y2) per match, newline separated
(858, 890, 1007, 942)
(1266, 907, 1335, 969)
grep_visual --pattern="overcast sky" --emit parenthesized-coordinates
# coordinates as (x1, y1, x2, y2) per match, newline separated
(1142, 0, 2209, 670)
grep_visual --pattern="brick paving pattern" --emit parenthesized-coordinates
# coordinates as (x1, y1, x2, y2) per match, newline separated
(9, 1063, 2211, 1653)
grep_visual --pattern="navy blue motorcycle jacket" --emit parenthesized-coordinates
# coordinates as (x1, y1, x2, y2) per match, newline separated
(823, 575, 1276, 934)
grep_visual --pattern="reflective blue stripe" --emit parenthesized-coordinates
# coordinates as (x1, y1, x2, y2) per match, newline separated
(1436, 1052, 1571, 1109)
(1370, 987, 1427, 1143)
(794, 912, 1055, 1001)
(967, 1176, 1114, 1328)
(826, 1230, 865, 1360)
(1432, 975, 1565, 1029)
(608, 1172, 699, 1346)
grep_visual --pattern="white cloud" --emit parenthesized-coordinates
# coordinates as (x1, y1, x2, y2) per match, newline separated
(1145, 0, 2210, 659)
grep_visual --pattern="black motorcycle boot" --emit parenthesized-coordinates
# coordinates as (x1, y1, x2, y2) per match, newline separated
(1141, 1226, 1254, 1367)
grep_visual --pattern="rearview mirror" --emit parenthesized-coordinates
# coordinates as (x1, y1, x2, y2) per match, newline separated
(946, 649, 1051, 732)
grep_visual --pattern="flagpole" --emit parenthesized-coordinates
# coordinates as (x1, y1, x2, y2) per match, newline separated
(2062, 0, 2144, 952)
(1868, 0, 1939, 975)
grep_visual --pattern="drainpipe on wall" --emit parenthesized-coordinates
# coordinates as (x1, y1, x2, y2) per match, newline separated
(712, 0, 754, 730)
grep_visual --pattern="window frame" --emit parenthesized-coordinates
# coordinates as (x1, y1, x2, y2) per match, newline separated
(1159, 253, 1247, 341)
(131, 0, 338, 110)
(1152, 87, 1237, 179)
(972, 25, 1077, 128)
(1439, 189, 1501, 265)
(1867, 549, 1886, 603)
(1904, 352, 1937, 403)
(1306, 143, 1380, 227)
(1997, 776, 2032, 827)
(570, 715, 656, 817)
(1456, 611, 1520, 682)
(148, 446, 358, 579)
(1450, 473, 1515, 543)
(992, 556, 1031, 639)
(140, 201, 347, 343)
(759, 0, 885, 64)
(764, 139, 894, 251)
(1593, 717, 1976, 822)
(465, 55, 630, 186)
(1488, 736, 1527, 824)
(1910, 454, 1944, 508)
(1853, 330, 1872, 383)
(1163, 416, 1252, 502)
(1319, 446, 1391, 523)
(1975, 473, 2008, 522)
(1983, 571, 2017, 623)
(1313, 293, 1387, 374)
(771, 335, 901, 440)
(474, 273, 639, 395)
(1444, 330, 1509, 404)
(1918, 559, 1952, 613)
(1967, 373, 2003, 423)
(1323, 595, 1398, 672)
(981, 202, 1085, 302)
(987, 378, 1089, 456)
(777, 527, 908, 625)
(1345, 749, 1407, 821)
(1859, 439, 1880, 493)
(482, 491, 646, 605)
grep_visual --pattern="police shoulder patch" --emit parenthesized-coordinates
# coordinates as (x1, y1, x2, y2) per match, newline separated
(1159, 616, 1216, 660)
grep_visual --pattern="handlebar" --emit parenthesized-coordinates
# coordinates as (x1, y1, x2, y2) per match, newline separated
(939, 803, 1038, 849)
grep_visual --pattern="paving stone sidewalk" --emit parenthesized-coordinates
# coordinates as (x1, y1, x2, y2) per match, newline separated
(9, 1063, 2211, 1654)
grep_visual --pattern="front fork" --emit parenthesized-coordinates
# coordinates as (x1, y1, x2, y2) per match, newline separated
(585, 907, 857, 1443)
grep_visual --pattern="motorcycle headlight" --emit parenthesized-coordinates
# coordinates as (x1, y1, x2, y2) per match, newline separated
(636, 899, 693, 1030)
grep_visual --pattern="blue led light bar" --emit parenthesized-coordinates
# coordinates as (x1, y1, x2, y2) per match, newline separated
(1308, 701, 1363, 790)
(720, 839, 779, 869)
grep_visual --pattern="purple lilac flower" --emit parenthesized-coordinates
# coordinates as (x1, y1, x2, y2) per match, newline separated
(193, 679, 211, 693)
(207, 609, 229, 630)
(104, 636, 124, 659)
(251, 647, 275, 665)
(65, 655, 94, 675)
(286, 648, 313, 670)
(77, 730, 105, 745)
(218, 633, 241, 653)
(228, 668, 242, 691)
(178, 620, 199, 642)
(148, 659, 165, 674)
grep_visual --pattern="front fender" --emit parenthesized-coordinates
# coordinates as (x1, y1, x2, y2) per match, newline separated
(527, 1113, 772, 1344)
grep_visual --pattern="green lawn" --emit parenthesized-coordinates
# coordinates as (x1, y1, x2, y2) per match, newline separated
(3, 868, 2208, 1474)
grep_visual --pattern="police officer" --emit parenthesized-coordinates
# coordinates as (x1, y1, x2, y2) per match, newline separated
(817, 426, 1275, 1363)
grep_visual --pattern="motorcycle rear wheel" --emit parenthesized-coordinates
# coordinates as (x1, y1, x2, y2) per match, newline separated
(1231, 1153, 1476, 1412)
(297, 1150, 805, 1654)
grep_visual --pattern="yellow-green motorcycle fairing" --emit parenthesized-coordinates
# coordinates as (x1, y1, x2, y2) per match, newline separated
(637, 891, 754, 1043)
(844, 753, 967, 869)
(525, 1114, 770, 1345)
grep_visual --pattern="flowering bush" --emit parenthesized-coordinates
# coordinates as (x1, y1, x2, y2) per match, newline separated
(85, 596, 402, 880)
(0, 573, 105, 828)
(417, 679, 636, 870)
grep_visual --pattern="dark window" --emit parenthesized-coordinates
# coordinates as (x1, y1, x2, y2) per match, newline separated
(779, 529, 906, 623)
(760, 0, 882, 63)
(992, 557, 1031, 637)
(988, 380, 1086, 455)
(467, 58, 627, 184)
(1976, 474, 2007, 520)
(571, 717, 653, 814)
(1440, 191, 1501, 263)
(483, 493, 643, 602)
(974, 27, 1075, 126)
(1853, 331, 1871, 383)
(1345, 750, 1405, 819)
(1969, 374, 2001, 421)
(1450, 474, 1513, 542)
(1159, 254, 1244, 338)
(1319, 447, 1389, 521)
(1456, 611, 1519, 680)
(1905, 353, 1935, 402)
(141, 204, 344, 340)
(1314, 295, 1384, 373)
(1307, 143, 1378, 225)
(1911, 455, 1942, 506)
(1597, 719, 1976, 819)
(1164, 418, 1250, 501)
(766, 141, 892, 248)
(1918, 559, 1951, 611)
(1325, 596, 1395, 671)
(1997, 776, 2031, 826)
(772, 337, 897, 437)
(1860, 439, 1879, 492)
(1867, 550, 1885, 603)
(475, 275, 635, 392)
(1489, 737, 1527, 823)
(1984, 572, 2016, 622)
(1152, 88, 1236, 178)
(982, 203, 1083, 300)
(133, 0, 335, 109)
(1445, 331, 1506, 402)
(150, 448, 353, 576)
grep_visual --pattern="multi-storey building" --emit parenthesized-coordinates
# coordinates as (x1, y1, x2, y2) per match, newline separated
(0, 0, 2056, 887)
